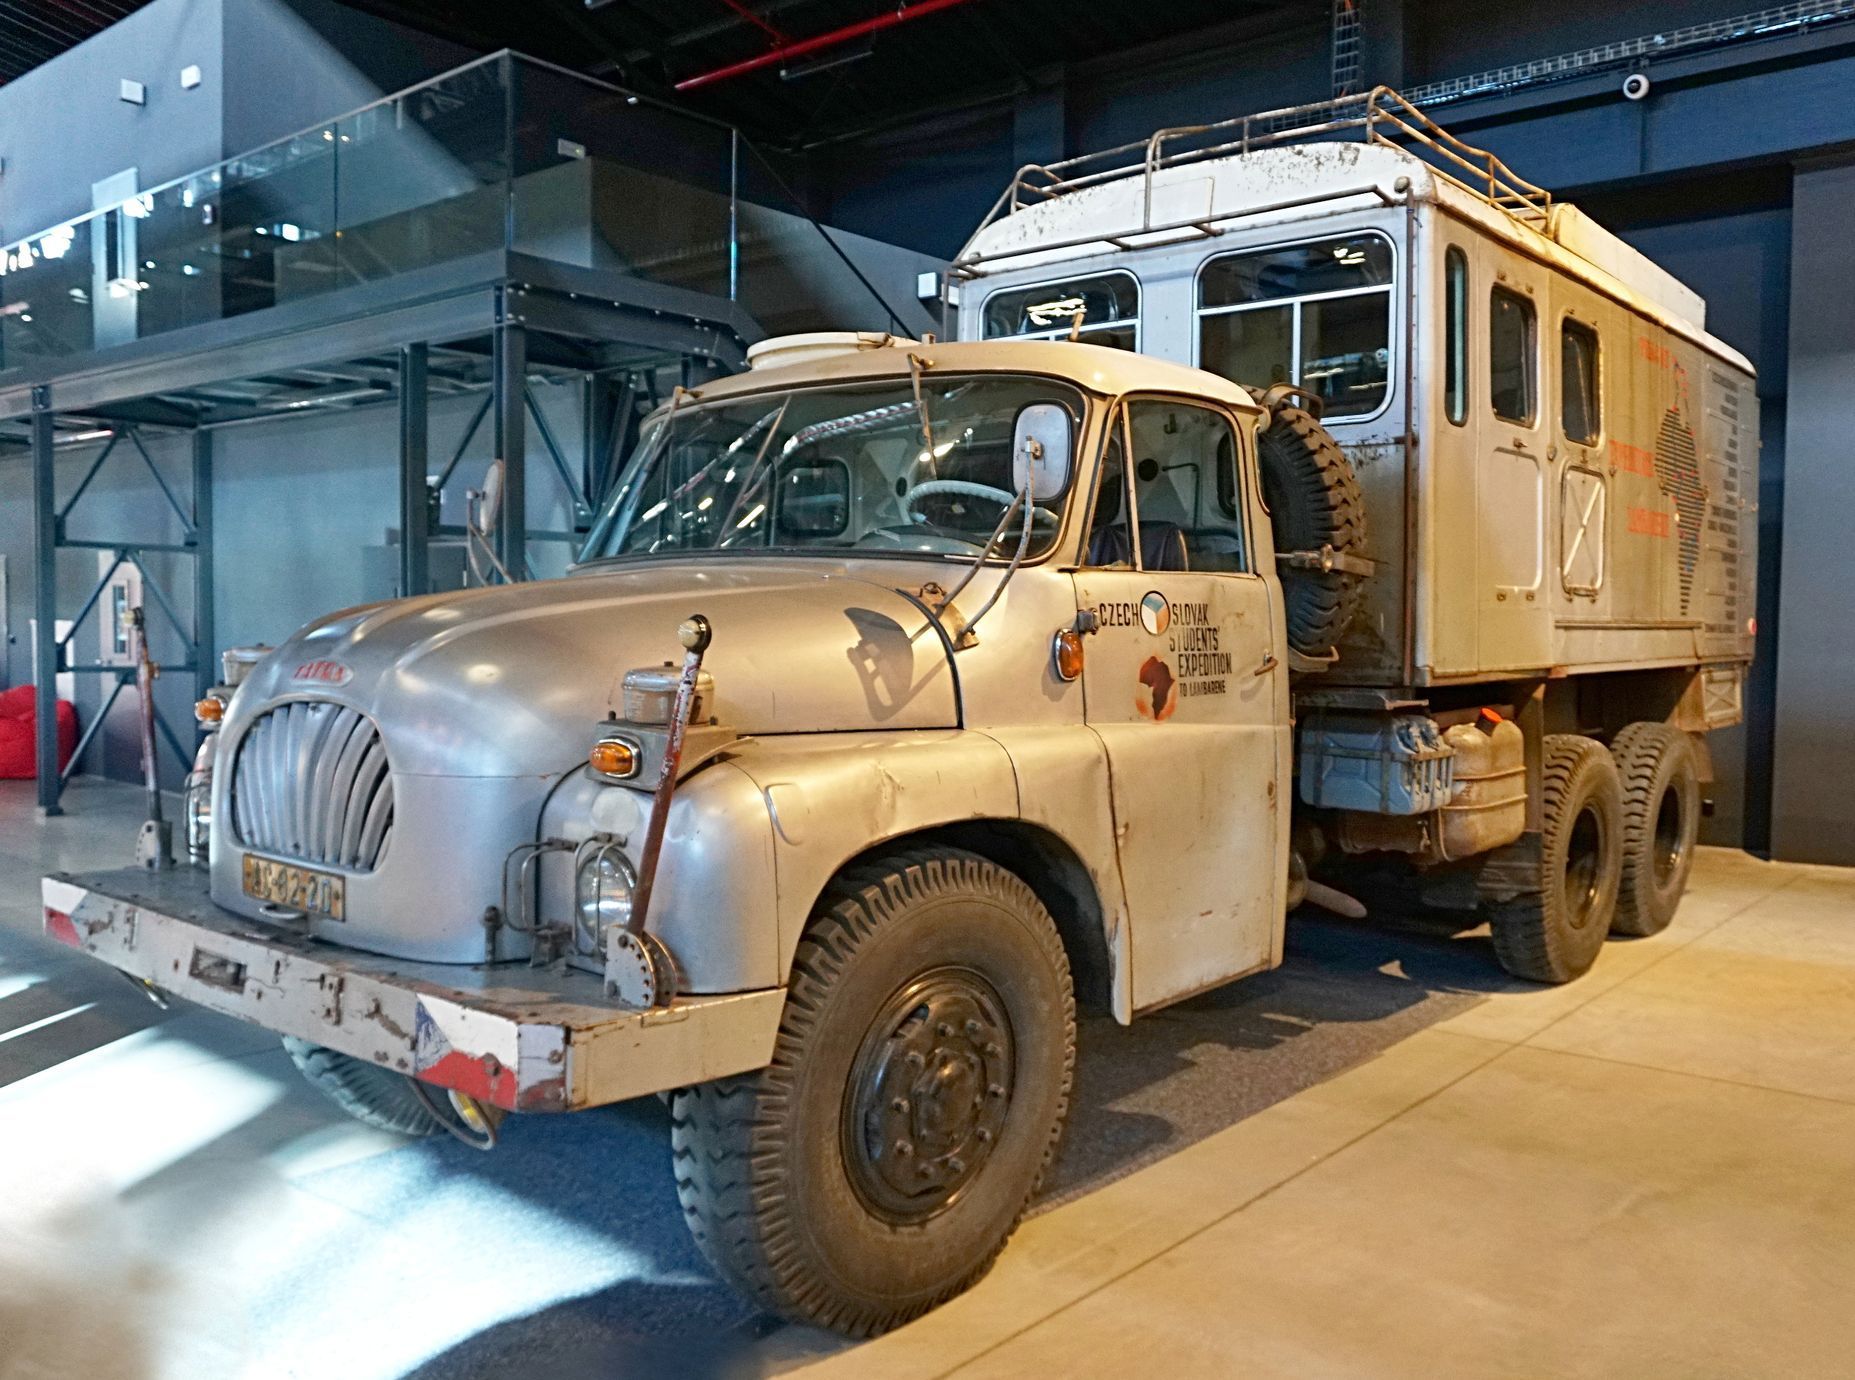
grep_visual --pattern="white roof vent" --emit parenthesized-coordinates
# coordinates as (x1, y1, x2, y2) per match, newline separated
(745, 331, 918, 371)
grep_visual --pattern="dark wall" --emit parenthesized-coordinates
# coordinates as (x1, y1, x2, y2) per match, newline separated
(220, 0, 472, 155)
(819, 4, 1333, 261)
(1402, 0, 1782, 85)
(1771, 157, 1855, 864)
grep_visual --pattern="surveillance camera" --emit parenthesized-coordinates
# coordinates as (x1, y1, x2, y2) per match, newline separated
(1622, 72, 1651, 101)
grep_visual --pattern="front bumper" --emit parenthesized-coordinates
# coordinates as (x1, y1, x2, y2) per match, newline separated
(41, 868, 782, 1113)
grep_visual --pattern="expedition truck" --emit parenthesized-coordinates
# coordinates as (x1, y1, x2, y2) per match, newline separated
(41, 90, 1754, 1336)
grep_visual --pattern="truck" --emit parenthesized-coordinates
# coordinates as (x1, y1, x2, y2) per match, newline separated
(40, 89, 1755, 1337)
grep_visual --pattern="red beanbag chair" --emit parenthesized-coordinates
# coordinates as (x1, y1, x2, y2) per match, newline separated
(0, 685, 79, 779)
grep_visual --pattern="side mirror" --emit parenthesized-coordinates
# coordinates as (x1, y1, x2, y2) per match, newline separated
(1012, 403, 1071, 500)
(472, 458, 505, 534)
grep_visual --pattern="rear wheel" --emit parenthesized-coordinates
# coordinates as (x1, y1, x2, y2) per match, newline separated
(1610, 722, 1700, 937)
(1487, 735, 1623, 983)
(672, 849, 1075, 1337)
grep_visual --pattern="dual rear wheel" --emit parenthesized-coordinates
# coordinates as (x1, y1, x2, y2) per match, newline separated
(1488, 724, 1700, 983)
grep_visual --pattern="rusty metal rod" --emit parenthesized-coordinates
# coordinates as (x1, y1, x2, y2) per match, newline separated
(130, 608, 163, 829)
(626, 614, 712, 934)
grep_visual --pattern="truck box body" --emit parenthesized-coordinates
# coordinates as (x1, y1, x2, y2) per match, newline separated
(953, 132, 1757, 702)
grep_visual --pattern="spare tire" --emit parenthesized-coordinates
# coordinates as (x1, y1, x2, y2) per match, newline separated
(1256, 404, 1366, 658)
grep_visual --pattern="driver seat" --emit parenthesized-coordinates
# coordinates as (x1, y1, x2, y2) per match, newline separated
(1086, 521, 1190, 571)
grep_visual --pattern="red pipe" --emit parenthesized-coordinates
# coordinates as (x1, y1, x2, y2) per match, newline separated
(674, 0, 985, 91)
(716, 0, 791, 47)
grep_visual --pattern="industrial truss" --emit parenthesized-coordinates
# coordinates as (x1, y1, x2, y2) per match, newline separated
(3, 249, 756, 813)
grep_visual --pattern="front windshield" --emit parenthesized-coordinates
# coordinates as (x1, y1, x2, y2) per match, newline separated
(578, 374, 1084, 563)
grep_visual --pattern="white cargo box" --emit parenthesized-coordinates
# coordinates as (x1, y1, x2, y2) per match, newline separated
(953, 92, 1756, 689)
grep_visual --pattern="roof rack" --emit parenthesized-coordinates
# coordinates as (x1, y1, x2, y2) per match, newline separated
(964, 87, 1552, 261)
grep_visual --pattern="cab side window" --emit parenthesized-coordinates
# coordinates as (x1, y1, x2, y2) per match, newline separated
(982, 272, 1141, 350)
(1444, 247, 1469, 425)
(1490, 286, 1537, 424)
(1083, 401, 1247, 573)
(1560, 318, 1601, 445)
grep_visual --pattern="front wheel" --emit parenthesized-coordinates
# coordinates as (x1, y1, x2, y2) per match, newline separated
(672, 849, 1075, 1337)
(282, 1036, 443, 1137)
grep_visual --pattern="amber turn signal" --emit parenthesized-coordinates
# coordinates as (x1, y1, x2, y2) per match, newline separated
(590, 738, 638, 778)
(194, 695, 226, 724)
(1051, 628, 1086, 682)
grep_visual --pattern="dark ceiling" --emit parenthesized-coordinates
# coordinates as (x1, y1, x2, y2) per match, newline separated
(351, 0, 1301, 147)
(0, 0, 1305, 149)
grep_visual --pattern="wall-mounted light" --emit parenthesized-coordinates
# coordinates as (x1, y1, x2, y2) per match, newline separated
(120, 79, 145, 105)
(180, 65, 202, 89)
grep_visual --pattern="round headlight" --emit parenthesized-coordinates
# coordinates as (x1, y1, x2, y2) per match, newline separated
(185, 736, 216, 866)
(576, 847, 636, 939)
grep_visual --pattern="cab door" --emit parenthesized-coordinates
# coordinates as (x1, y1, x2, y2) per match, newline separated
(1075, 396, 1289, 1012)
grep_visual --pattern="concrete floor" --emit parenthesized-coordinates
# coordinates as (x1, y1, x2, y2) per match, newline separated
(3, 779, 1852, 1379)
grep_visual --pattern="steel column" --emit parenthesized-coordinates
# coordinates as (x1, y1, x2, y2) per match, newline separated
(399, 343, 430, 597)
(493, 294, 528, 579)
(31, 401, 61, 813)
(192, 428, 214, 703)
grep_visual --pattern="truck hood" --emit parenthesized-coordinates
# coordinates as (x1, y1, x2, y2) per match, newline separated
(229, 561, 957, 777)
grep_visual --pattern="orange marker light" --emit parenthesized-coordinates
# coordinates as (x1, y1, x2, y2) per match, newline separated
(194, 696, 225, 724)
(1051, 629, 1086, 682)
(590, 739, 638, 778)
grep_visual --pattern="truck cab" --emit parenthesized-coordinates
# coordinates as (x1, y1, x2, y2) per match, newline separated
(46, 334, 1311, 1336)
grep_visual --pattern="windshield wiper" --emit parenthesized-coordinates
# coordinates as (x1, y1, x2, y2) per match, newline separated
(924, 480, 1038, 649)
(714, 394, 793, 543)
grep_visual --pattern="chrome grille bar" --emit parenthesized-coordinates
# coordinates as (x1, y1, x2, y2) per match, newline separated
(231, 701, 394, 872)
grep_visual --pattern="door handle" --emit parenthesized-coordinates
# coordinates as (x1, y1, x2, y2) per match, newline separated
(1253, 653, 1279, 678)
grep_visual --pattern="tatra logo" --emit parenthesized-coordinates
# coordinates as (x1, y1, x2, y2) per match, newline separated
(1138, 591, 1171, 636)
(292, 659, 353, 686)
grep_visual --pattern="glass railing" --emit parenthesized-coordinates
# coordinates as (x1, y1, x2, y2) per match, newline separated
(0, 52, 908, 373)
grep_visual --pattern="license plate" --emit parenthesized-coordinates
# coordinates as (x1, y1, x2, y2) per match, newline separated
(242, 855, 345, 921)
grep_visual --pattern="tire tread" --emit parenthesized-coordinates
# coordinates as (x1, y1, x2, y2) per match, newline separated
(673, 849, 1074, 1337)
(1487, 734, 1622, 984)
(1610, 721, 1698, 937)
(282, 1036, 442, 1137)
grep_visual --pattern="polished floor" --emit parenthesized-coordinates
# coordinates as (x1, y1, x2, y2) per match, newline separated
(3, 778, 1851, 1379)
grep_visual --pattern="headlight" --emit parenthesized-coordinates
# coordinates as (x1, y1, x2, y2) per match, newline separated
(185, 735, 216, 866)
(575, 844, 636, 947)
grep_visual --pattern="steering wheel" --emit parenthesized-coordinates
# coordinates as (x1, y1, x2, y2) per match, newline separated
(901, 479, 1058, 527)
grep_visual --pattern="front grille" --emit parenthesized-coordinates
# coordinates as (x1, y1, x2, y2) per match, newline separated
(231, 701, 394, 872)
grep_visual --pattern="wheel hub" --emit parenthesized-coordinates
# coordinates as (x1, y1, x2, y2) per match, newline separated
(844, 969, 1015, 1223)
(1564, 803, 1605, 930)
(1653, 788, 1686, 888)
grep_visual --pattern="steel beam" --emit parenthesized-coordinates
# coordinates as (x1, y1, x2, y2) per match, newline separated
(31, 401, 60, 813)
(193, 428, 214, 704)
(400, 344, 430, 598)
(434, 390, 493, 494)
(492, 294, 528, 580)
(61, 673, 128, 784)
(57, 431, 120, 528)
(524, 386, 588, 524)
